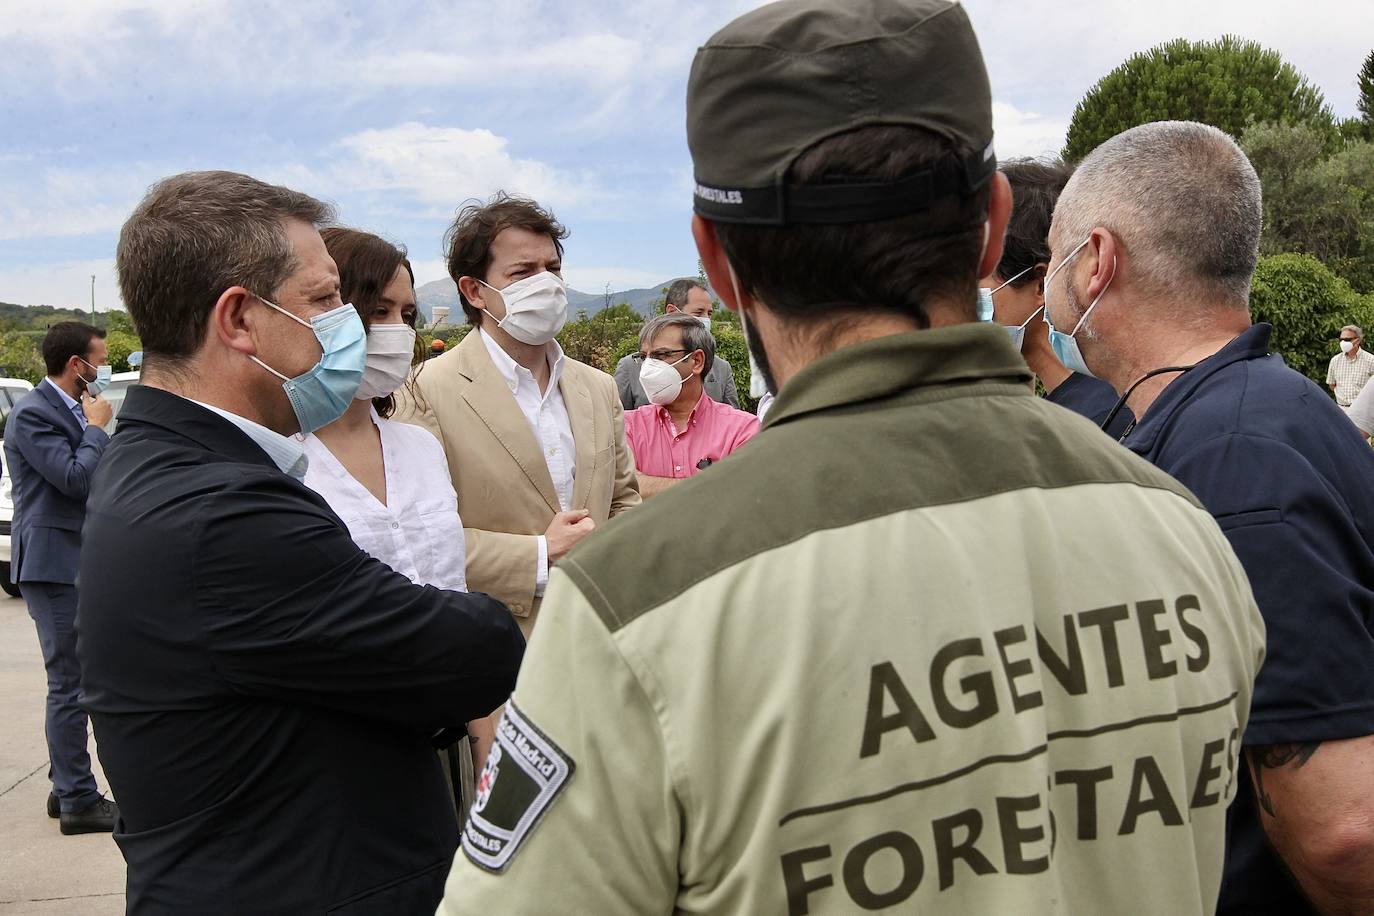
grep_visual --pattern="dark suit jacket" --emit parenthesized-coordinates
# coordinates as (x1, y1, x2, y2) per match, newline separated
(3, 380, 109, 585)
(77, 386, 524, 915)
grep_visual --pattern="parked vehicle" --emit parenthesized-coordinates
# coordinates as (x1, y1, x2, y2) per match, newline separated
(0, 376, 36, 597)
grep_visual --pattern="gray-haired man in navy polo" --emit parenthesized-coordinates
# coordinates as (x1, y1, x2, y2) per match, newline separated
(4, 320, 118, 833)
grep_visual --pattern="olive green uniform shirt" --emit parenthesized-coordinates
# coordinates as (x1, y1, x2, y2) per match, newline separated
(440, 324, 1265, 915)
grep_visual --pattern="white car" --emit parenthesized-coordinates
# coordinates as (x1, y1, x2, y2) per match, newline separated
(0, 376, 36, 596)
(103, 370, 141, 428)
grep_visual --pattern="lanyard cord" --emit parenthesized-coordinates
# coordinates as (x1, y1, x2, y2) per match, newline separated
(1101, 365, 1198, 441)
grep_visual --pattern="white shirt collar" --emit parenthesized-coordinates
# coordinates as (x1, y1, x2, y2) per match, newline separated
(42, 377, 80, 411)
(478, 328, 566, 397)
(189, 399, 309, 480)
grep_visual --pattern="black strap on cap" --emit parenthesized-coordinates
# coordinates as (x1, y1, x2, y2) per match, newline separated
(694, 143, 996, 226)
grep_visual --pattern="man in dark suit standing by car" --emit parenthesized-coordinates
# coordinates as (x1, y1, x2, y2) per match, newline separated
(4, 320, 117, 834)
(79, 170, 525, 915)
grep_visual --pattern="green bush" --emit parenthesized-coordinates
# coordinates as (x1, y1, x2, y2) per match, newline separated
(104, 330, 143, 373)
(1248, 253, 1374, 384)
(712, 325, 758, 414)
(0, 331, 44, 384)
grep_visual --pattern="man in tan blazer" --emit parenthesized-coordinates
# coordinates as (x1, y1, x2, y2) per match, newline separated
(396, 193, 639, 640)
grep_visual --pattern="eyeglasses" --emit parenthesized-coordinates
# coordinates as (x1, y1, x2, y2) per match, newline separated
(1341, 338, 1358, 343)
(631, 348, 689, 362)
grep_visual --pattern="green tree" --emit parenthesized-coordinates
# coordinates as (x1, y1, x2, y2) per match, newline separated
(1248, 253, 1374, 385)
(1242, 123, 1374, 292)
(0, 330, 44, 384)
(1064, 37, 1335, 161)
(712, 325, 757, 414)
(104, 329, 143, 372)
(1358, 50, 1374, 130)
(102, 310, 138, 334)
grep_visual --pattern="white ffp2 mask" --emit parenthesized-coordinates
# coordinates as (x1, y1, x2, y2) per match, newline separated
(478, 271, 568, 345)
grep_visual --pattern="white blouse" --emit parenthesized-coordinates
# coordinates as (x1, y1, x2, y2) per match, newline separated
(302, 409, 467, 592)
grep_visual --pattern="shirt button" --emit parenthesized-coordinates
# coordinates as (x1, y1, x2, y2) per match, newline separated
(674, 465, 682, 472)
(391, 522, 399, 530)
(548, 447, 557, 456)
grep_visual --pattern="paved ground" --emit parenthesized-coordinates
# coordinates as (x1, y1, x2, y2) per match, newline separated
(0, 591, 124, 915)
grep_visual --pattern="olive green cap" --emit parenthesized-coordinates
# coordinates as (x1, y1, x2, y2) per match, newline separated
(686, 0, 994, 225)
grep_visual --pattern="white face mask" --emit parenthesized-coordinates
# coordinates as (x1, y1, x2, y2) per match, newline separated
(1340, 339, 1356, 354)
(695, 314, 712, 333)
(639, 352, 693, 406)
(355, 324, 416, 400)
(477, 271, 568, 345)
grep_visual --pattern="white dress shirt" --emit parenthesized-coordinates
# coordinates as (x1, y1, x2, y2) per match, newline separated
(478, 329, 576, 596)
(301, 409, 467, 592)
(190, 399, 308, 480)
(43, 377, 86, 430)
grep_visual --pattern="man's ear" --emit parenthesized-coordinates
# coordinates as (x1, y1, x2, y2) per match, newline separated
(211, 287, 260, 357)
(977, 172, 1012, 281)
(692, 216, 746, 312)
(457, 277, 490, 316)
(1082, 229, 1120, 304)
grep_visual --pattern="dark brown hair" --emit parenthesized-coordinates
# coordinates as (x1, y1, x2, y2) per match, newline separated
(41, 321, 107, 377)
(116, 170, 333, 367)
(712, 125, 991, 330)
(444, 192, 569, 325)
(664, 277, 707, 310)
(995, 158, 1074, 287)
(320, 227, 419, 419)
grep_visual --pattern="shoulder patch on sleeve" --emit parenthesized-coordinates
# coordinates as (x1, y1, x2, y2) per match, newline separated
(461, 700, 576, 873)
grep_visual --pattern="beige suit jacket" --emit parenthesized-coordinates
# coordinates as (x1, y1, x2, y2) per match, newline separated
(394, 330, 640, 638)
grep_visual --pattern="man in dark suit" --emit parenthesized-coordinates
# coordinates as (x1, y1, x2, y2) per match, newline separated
(4, 320, 117, 834)
(79, 170, 525, 915)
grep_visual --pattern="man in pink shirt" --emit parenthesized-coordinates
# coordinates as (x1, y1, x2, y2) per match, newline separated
(624, 313, 759, 497)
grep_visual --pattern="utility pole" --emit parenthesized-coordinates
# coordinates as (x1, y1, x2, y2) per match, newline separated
(90, 274, 96, 325)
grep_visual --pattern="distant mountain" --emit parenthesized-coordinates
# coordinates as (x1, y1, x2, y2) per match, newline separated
(414, 277, 676, 325)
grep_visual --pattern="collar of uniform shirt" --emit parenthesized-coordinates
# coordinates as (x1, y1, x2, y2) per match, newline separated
(189, 399, 309, 480)
(656, 393, 707, 436)
(763, 323, 1033, 431)
(478, 328, 566, 397)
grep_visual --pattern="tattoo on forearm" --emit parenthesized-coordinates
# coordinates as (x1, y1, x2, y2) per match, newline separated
(1250, 742, 1322, 818)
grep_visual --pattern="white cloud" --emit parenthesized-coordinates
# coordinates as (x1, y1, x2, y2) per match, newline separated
(331, 122, 599, 212)
(0, 165, 155, 242)
(0, 258, 121, 312)
(992, 102, 1071, 161)
(561, 267, 673, 295)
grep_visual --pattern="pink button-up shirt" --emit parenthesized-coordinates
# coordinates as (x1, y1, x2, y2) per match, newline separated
(624, 394, 761, 478)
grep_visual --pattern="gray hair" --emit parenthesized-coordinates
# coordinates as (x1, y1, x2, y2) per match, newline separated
(118, 170, 334, 363)
(1342, 325, 1363, 339)
(664, 277, 707, 310)
(639, 312, 715, 377)
(1052, 121, 1262, 306)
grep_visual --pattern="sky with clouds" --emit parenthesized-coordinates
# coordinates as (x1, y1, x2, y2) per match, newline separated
(0, 0, 1368, 311)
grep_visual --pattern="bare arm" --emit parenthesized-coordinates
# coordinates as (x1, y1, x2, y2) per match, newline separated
(1247, 735, 1374, 915)
(635, 474, 681, 499)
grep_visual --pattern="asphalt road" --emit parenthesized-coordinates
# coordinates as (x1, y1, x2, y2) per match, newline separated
(0, 591, 124, 915)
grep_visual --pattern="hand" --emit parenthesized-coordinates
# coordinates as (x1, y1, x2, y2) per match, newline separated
(545, 509, 595, 563)
(82, 392, 114, 430)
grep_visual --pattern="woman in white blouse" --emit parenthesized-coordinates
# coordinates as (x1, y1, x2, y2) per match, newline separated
(303, 227, 496, 812)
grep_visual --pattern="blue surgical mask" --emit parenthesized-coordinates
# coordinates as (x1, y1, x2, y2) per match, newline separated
(78, 358, 113, 397)
(696, 314, 712, 334)
(249, 297, 367, 434)
(1042, 237, 1113, 378)
(977, 263, 1038, 327)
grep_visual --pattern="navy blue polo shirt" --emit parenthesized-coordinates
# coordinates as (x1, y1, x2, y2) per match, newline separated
(1123, 323, 1374, 916)
(1046, 371, 1135, 438)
